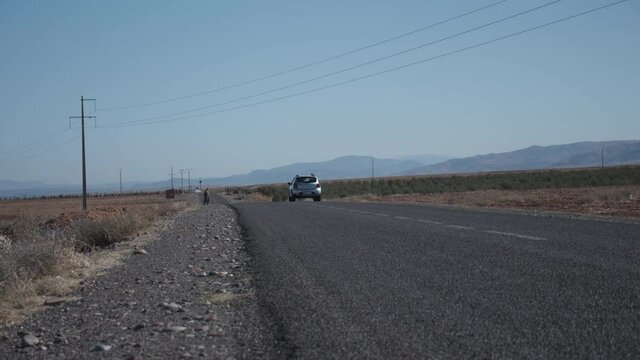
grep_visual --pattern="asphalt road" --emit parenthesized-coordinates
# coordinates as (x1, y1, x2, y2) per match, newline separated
(234, 201, 640, 359)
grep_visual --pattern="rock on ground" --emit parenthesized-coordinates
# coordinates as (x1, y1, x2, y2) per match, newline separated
(0, 201, 277, 359)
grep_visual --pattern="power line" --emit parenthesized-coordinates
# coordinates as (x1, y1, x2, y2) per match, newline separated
(99, 0, 626, 129)
(0, 101, 95, 161)
(1, 0, 628, 167)
(0, 105, 98, 164)
(100, 0, 566, 128)
(0, 131, 83, 163)
(0, 128, 70, 160)
(97, 0, 508, 111)
(103, 0, 627, 129)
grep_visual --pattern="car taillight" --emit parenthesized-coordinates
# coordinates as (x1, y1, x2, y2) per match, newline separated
(316, 184, 321, 188)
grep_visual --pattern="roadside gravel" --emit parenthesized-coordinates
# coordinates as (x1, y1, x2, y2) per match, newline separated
(0, 199, 275, 359)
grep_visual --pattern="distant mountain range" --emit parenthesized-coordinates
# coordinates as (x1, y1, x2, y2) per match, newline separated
(2, 140, 639, 198)
(402, 140, 640, 175)
(0, 182, 134, 198)
(199, 156, 426, 186)
(0, 180, 47, 190)
(129, 156, 432, 190)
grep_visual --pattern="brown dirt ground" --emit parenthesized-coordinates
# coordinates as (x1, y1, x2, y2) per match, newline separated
(0, 194, 190, 230)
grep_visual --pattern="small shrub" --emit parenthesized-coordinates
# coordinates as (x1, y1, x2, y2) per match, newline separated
(271, 192, 288, 202)
(74, 213, 139, 251)
(3, 216, 40, 239)
(0, 232, 72, 292)
(256, 185, 288, 202)
(154, 202, 187, 218)
(154, 204, 173, 217)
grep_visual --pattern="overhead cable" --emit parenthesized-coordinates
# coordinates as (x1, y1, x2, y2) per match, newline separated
(0, 129, 70, 160)
(0, 131, 81, 163)
(100, 0, 627, 129)
(97, 0, 509, 111)
(102, 0, 566, 127)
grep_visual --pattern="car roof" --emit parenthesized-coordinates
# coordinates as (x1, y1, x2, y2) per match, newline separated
(295, 174, 319, 179)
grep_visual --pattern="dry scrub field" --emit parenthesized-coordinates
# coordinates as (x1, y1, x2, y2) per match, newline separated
(339, 185, 640, 219)
(0, 194, 196, 325)
(243, 185, 640, 218)
(0, 195, 183, 225)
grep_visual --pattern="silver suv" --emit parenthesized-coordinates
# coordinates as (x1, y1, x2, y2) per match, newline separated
(288, 174, 321, 202)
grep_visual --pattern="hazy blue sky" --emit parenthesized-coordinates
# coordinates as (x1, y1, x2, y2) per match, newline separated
(1, 0, 638, 185)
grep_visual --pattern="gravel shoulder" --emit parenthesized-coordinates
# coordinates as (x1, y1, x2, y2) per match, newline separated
(0, 200, 275, 359)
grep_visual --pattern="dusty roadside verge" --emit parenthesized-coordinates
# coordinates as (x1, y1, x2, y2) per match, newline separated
(0, 196, 195, 325)
(335, 185, 640, 219)
(0, 202, 274, 359)
(221, 185, 640, 220)
(0, 215, 177, 325)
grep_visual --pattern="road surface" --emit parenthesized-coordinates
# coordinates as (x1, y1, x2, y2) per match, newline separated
(235, 201, 640, 359)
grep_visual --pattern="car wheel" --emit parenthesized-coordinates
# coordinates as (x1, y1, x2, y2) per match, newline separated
(289, 196, 296, 202)
(313, 196, 321, 202)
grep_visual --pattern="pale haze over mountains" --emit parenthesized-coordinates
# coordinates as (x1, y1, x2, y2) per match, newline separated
(402, 140, 640, 175)
(1, 140, 639, 198)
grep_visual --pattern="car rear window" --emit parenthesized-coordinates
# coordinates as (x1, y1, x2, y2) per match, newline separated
(296, 177, 317, 184)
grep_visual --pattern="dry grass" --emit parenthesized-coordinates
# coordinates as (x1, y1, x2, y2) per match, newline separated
(339, 185, 640, 218)
(0, 194, 196, 325)
(0, 195, 184, 223)
(0, 231, 74, 290)
(245, 193, 271, 202)
(73, 212, 140, 251)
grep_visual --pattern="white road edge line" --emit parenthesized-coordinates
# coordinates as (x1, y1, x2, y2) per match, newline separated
(446, 225, 474, 230)
(374, 213, 390, 217)
(419, 219, 442, 225)
(394, 216, 411, 220)
(486, 230, 547, 241)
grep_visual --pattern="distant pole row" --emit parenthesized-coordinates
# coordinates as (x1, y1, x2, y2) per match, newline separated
(167, 167, 198, 193)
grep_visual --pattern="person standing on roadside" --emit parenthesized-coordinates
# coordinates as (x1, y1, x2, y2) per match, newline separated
(203, 188, 210, 205)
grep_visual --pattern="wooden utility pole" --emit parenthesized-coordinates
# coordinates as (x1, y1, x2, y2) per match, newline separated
(69, 96, 95, 211)
(371, 158, 375, 195)
(180, 169, 185, 192)
(119, 168, 123, 195)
